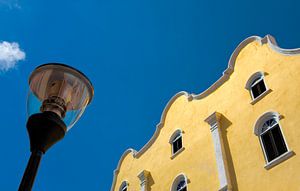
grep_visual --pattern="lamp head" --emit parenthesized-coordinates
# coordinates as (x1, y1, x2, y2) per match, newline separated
(26, 63, 94, 153)
(27, 63, 94, 130)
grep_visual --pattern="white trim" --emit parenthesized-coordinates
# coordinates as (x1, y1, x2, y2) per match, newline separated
(169, 129, 183, 144)
(111, 149, 136, 191)
(250, 77, 265, 99)
(119, 181, 129, 191)
(265, 35, 300, 55)
(250, 88, 271, 105)
(138, 170, 150, 191)
(170, 173, 188, 191)
(204, 112, 222, 129)
(110, 35, 300, 191)
(171, 137, 183, 156)
(254, 111, 293, 169)
(255, 112, 281, 162)
(245, 71, 265, 90)
(212, 128, 228, 189)
(173, 135, 181, 142)
(258, 123, 282, 163)
(169, 129, 184, 157)
(170, 147, 185, 159)
(245, 71, 271, 104)
(264, 150, 294, 170)
(253, 111, 280, 136)
(205, 112, 232, 191)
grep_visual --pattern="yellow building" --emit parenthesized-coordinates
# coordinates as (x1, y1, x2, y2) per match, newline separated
(110, 35, 300, 191)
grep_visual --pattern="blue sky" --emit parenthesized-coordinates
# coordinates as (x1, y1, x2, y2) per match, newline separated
(0, 0, 300, 190)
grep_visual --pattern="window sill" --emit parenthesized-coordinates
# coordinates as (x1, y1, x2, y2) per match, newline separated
(170, 147, 185, 160)
(250, 89, 272, 105)
(264, 150, 295, 170)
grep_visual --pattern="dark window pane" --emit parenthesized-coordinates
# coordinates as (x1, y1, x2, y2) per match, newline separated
(121, 183, 127, 191)
(251, 79, 266, 99)
(178, 137, 182, 150)
(261, 124, 288, 162)
(271, 125, 288, 156)
(173, 141, 178, 153)
(173, 137, 182, 154)
(258, 80, 267, 93)
(261, 132, 276, 161)
(177, 180, 187, 191)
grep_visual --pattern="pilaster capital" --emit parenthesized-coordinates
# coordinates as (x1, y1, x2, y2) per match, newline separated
(205, 112, 222, 131)
(137, 170, 150, 185)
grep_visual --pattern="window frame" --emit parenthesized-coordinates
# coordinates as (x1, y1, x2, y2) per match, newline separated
(172, 133, 183, 154)
(245, 71, 271, 104)
(250, 76, 266, 99)
(259, 118, 288, 162)
(170, 173, 188, 191)
(119, 181, 128, 191)
(254, 111, 294, 169)
(176, 179, 187, 191)
(169, 129, 185, 159)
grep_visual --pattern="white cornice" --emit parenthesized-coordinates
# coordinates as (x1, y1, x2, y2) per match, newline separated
(110, 35, 300, 191)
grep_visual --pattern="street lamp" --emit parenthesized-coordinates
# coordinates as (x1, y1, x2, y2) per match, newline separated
(19, 63, 94, 191)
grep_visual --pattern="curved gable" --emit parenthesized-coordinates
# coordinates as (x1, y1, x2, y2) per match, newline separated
(110, 35, 300, 191)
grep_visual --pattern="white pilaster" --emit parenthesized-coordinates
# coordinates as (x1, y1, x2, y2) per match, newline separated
(138, 170, 150, 191)
(205, 112, 232, 191)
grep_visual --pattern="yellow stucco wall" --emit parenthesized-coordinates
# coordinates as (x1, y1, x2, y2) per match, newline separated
(111, 36, 300, 191)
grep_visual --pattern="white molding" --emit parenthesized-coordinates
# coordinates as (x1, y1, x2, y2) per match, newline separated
(250, 88, 272, 105)
(170, 147, 185, 160)
(110, 35, 300, 191)
(253, 111, 293, 169)
(111, 149, 136, 191)
(253, 111, 280, 136)
(265, 35, 300, 55)
(205, 112, 232, 191)
(119, 181, 129, 191)
(170, 173, 188, 191)
(245, 71, 271, 104)
(169, 129, 184, 157)
(138, 170, 150, 191)
(169, 129, 183, 144)
(205, 112, 222, 130)
(264, 150, 294, 170)
(137, 170, 149, 184)
(245, 71, 265, 90)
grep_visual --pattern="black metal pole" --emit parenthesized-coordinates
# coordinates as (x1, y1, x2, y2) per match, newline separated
(19, 150, 43, 191)
(19, 112, 66, 191)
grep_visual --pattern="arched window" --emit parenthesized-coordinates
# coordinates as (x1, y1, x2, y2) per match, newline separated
(254, 112, 293, 168)
(169, 129, 184, 156)
(245, 72, 269, 103)
(171, 174, 188, 191)
(119, 181, 128, 191)
(260, 117, 287, 162)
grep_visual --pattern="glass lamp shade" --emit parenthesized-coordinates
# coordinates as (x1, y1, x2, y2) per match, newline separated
(27, 63, 94, 130)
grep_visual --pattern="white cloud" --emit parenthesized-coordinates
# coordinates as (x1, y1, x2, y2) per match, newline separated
(0, 0, 21, 9)
(0, 41, 25, 71)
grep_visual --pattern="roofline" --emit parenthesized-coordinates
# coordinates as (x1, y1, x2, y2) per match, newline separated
(110, 34, 300, 191)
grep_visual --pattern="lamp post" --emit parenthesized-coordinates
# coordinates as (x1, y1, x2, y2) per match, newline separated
(19, 63, 94, 191)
